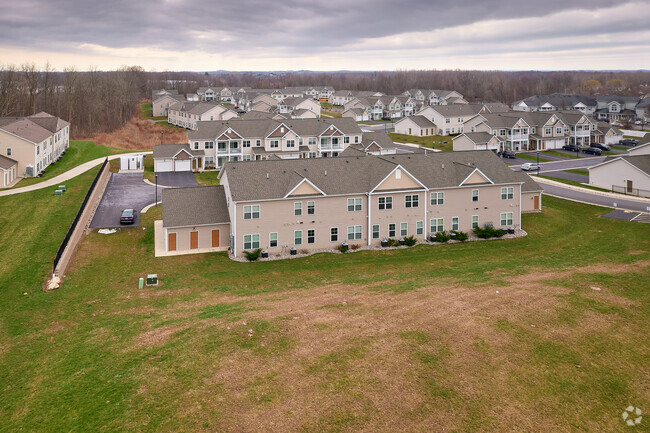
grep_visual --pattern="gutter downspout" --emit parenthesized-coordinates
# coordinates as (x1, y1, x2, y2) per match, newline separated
(367, 192, 372, 246)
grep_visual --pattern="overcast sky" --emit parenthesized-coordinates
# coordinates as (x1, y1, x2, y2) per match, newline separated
(1, 0, 649, 71)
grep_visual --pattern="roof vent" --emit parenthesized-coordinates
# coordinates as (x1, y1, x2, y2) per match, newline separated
(266, 173, 269, 179)
(325, 170, 327, 176)
(442, 163, 445, 169)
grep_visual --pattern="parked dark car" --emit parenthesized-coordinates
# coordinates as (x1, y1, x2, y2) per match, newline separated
(582, 147, 602, 155)
(237, 110, 246, 114)
(120, 208, 136, 225)
(562, 144, 580, 152)
(499, 150, 517, 159)
(619, 138, 639, 146)
(590, 143, 611, 151)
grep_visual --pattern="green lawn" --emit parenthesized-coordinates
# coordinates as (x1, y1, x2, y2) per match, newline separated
(565, 169, 589, 176)
(534, 174, 610, 192)
(194, 170, 221, 185)
(387, 133, 452, 151)
(544, 150, 581, 159)
(0, 181, 648, 432)
(611, 145, 627, 151)
(516, 153, 553, 163)
(139, 102, 167, 121)
(2, 141, 131, 189)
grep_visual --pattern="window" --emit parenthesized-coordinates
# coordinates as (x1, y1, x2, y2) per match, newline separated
(287, 139, 295, 148)
(294, 202, 302, 216)
(500, 212, 513, 226)
(452, 217, 459, 231)
(430, 192, 444, 205)
(501, 187, 514, 200)
(270, 140, 279, 148)
(294, 230, 302, 245)
(388, 223, 396, 238)
(430, 218, 443, 233)
(344, 136, 350, 144)
(243, 155, 251, 161)
(36, 145, 39, 155)
(400, 222, 408, 236)
(308, 137, 317, 145)
(416, 221, 424, 235)
(372, 224, 380, 239)
(307, 229, 315, 244)
(354, 136, 359, 143)
(556, 127, 562, 135)
(545, 127, 551, 135)
(6, 148, 11, 156)
(499, 129, 506, 136)
(243, 204, 260, 219)
(378, 196, 392, 210)
(347, 197, 362, 212)
(472, 189, 479, 202)
(309, 152, 317, 158)
(445, 118, 450, 124)
(347, 225, 362, 240)
(307, 201, 315, 215)
(243, 140, 250, 148)
(205, 141, 214, 149)
(194, 142, 199, 150)
(405, 195, 419, 208)
(472, 215, 479, 229)
(243, 234, 260, 250)
(269, 232, 278, 248)
(256, 139, 261, 146)
(330, 227, 338, 242)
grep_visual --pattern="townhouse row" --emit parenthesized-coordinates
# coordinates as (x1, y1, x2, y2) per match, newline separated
(159, 150, 542, 257)
(0, 112, 70, 187)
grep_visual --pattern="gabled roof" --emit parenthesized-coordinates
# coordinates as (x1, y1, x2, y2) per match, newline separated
(0, 154, 17, 170)
(420, 104, 484, 118)
(454, 132, 503, 144)
(397, 115, 435, 128)
(0, 115, 63, 144)
(153, 143, 201, 159)
(589, 155, 650, 177)
(361, 132, 396, 151)
(162, 186, 230, 228)
(513, 93, 597, 108)
(221, 150, 527, 202)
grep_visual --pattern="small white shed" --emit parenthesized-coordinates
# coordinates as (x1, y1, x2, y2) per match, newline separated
(120, 154, 144, 171)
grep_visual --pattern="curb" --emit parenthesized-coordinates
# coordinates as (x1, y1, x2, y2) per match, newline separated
(534, 176, 650, 204)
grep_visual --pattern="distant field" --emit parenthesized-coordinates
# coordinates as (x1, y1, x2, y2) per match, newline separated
(1, 185, 648, 432)
(388, 133, 452, 151)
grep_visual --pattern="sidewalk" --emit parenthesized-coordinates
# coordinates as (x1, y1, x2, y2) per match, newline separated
(533, 176, 650, 204)
(0, 151, 152, 197)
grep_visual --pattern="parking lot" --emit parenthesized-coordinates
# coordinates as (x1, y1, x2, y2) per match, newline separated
(90, 173, 162, 228)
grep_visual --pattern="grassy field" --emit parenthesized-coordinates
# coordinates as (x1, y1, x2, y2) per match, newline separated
(544, 150, 581, 159)
(139, 102, 167, 121)
(534, 174, 610, 192)
(516, 153, 553, 163)
(2, 141, 130, 189)
(194, 170, 221, 185)
(387, 133, 452, 151)
(1, 180, 648, 431)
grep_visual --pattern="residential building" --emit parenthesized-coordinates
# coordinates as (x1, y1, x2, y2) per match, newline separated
(0, 154, 18, 187)
(0, 112, 70, 177)
(463, 113, 530, 151)
(152, 92, 185, 117)
(417, 104, 485, 136)
(402, 89, 467, 106)
(588, 155, 650, 197)
(154, 143, 205, 172)
(394, 116, 437, 137)
(592, 122, 623, 146)
(452, 132, 504, 152)
(512, 93, 597, 115)
(159, 150, 541, 256)
(635, 98, 650, 122)
(276, 97, 321, 118)
(167, 102, 238, 130)
(355, 132, 397, 155)
(187, 117, 364, 168)
(628, 135, 650, 156)
(342, 107, 370, 122)
(594, 96, 640, 123)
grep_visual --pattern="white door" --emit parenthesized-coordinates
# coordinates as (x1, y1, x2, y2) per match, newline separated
(175, 160, 191, 172)
(156, 159, 173, 172)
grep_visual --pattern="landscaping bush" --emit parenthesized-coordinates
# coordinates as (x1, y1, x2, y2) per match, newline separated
(244, 249, 262, 261)
(402, 235, 417, 247)
(385, 238, 399, 247)
(350, 244, 361, 250)
(450, 230, 469, 241)
(337, 244, 348, 253)
(473, 225, 506, 239)
(434, 231, 451, 243)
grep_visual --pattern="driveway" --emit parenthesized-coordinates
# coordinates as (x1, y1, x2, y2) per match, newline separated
(539, 180, 650, 213)
(155, 171, 198, 187)
(90, 173, 162, 228)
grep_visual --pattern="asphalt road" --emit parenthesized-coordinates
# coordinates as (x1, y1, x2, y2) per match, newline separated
(155, 172, 198, 187)
(539, 181, 650, 213)
(510, 156, 606, 173)
(90, 173, 162, 228)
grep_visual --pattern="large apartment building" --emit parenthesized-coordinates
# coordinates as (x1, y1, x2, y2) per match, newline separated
(167, 101, 238, 130)
(402, 89, 468, 106)
(0, 112, 70, 178)
(159, 151, 542, 257)
(187, 117, 364, 168)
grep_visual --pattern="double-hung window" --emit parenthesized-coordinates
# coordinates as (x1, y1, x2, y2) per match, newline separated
(500, 212, 513, 226)
(294, 202, 302, 216)
(269, 232, 278, 248)
(430, 192, 444, 205)
(416, 221, 424, 235)
(287, 139, 295, 148)
(347, 198, 362, 212)
(405, 195, 419, 208)
(378, 196, 392, 210)
(472, 189, 479, 202)
(388, 223, 396, 238)
(501, 187, 514, 200)
(347, 225, 362, 240)
(307, 201, 315, 215)
(330, 227, 338, 242)
(294, 230, 302, 245)
(452, 217, 459, 231)
(270, 140, 279, 148)
(243, 140, 250, 148)
(243, 234, 260, 250)
(430, 218, 443, 233)
(400, 222, 408, 236)
(243, 205, 260, 219)
(472, 215, 479, 229)
(372, 224, 380, 239)
(307, 229, 315, 244)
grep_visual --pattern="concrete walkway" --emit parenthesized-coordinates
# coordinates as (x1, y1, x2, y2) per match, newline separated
(0, 151, 152, 197)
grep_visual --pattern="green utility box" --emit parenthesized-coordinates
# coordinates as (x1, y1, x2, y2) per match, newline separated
(138, 278, 144, 289)
(146, 274, 158, 286)
(54, 189, 62, 196)
(58, 185, 66, 192)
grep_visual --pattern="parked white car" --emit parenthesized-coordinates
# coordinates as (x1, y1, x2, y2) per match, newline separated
(521, 163, 540, 172)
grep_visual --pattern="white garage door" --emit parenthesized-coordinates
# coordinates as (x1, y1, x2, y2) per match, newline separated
(175, 160, 191, 172)
(156, 159, 173, 172)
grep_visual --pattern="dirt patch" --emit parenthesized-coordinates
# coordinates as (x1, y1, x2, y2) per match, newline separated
(79, 116, 187, 150)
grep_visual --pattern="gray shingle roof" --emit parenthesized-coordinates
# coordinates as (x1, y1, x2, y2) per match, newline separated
(361, 132, 396, 151)
(0, 154, 17, 170)
(153, 143, 199, 159)
(162, 186, 230, 228)
(424, 104, 484, 117)
(221, 150, 527, 202)
(514, 93, 597, 108)
(399, 115, 435, 128)
(460, 132, 502, 144)
(619, 155, 650, 175)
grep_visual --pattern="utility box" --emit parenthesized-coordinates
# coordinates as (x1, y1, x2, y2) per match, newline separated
(58, 185, 66, 192)
(146, 274, 158, 286)
(54, 189, 62, 196)
(138, 278, 144, 289)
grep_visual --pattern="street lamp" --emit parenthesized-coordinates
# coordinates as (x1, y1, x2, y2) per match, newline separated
(155, 174, 158, 207)
(536, 151, 540, 175)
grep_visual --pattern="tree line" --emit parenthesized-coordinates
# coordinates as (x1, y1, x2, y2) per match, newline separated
(1, 63, 649, 138)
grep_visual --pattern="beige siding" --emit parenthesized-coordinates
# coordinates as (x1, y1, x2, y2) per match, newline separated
(589, 159, 650, 191)
(165, 223, 230, 252)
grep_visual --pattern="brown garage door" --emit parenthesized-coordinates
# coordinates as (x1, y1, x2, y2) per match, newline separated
(212, 229, 220, 247)
(190, 231, 199, 249)
(534, 195, 540, 210)
(168, 233, 176, 251)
